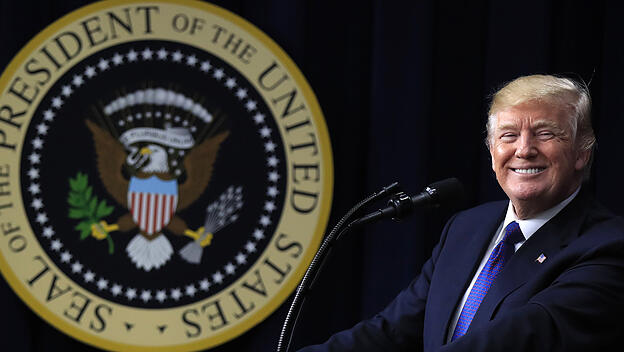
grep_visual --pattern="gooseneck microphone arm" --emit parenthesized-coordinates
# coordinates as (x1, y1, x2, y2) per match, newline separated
(276, 182, 400, 352)
(276, 178, 463, 352)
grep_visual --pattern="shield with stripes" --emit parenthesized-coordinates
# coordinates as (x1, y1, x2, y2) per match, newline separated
(127, 175, 178, 237)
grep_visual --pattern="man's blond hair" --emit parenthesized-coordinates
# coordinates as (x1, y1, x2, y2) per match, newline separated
(486, 74, 595, 153)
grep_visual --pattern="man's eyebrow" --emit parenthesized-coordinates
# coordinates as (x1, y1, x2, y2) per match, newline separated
(495, 120, 563, 131)
(495, 122, 518, 131)
(531, 119, 561, 129)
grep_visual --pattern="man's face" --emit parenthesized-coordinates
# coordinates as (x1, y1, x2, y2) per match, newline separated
(489, 100, 590, 219)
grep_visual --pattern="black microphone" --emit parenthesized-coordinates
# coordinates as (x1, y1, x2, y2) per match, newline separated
(353, 178, 464, 226)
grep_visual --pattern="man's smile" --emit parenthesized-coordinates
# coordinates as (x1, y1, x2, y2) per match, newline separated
(511, 167, 546, 174)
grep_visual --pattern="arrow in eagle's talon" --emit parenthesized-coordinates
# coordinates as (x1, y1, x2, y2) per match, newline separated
(179, 186, 244, 264)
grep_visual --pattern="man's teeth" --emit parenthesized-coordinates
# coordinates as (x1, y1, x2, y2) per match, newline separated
(513, 168, 544, 174)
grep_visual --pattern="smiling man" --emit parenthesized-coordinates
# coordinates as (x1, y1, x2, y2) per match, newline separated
(487, 76, 593, 220)
(300, 75, 624, 352)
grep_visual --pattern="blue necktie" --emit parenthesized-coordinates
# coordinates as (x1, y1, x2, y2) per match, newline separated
(451, 221, 524, 341)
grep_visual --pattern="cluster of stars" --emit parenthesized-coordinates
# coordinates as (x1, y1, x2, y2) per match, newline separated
(116, 111, 197, 134)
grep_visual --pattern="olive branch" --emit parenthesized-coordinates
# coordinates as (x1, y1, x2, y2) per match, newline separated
(67, 172, 115, 254)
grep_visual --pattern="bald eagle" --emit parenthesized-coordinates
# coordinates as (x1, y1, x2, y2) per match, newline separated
(86, 119, 229, 271)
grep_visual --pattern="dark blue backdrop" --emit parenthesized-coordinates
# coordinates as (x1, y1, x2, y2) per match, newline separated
(1, 1, 623, 351)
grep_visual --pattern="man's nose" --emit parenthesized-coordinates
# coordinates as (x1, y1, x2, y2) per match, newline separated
(514, 134, 537, 158)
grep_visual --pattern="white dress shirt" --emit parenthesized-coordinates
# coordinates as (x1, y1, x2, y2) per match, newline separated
(446, 188, 580, 342)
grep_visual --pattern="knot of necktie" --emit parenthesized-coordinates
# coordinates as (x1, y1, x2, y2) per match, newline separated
(502, 221, 524, 246)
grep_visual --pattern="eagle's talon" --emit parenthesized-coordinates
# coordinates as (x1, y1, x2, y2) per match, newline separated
(102, 221, 119, 232)
(91, 221, 118, 240)
(183, 227, 213, 247)
(184, 227, 204, 240)
(200, 233, 213, 247)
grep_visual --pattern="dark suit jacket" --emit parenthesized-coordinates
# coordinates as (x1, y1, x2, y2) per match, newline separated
(300, 189, 624, 351)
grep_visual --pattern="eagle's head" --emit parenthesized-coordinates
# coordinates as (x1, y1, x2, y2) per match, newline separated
(127, 144, 170, 174)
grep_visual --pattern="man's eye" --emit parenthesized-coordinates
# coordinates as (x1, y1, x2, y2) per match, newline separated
(500, 133, 516, 140)
(537, 131, 555, 139)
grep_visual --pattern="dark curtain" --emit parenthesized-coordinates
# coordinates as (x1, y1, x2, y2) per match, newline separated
(1, 1, 622, 351)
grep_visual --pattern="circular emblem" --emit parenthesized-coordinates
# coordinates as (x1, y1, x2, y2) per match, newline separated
(0, 1, 332, 351)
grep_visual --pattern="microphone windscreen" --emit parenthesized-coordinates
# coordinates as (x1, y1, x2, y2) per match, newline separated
(427, 178, 465, 206)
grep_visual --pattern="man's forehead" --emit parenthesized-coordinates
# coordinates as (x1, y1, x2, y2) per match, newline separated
(495, 102, 569, 130)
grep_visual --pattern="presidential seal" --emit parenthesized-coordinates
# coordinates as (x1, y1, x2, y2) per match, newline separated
(0, 1, 332, 351)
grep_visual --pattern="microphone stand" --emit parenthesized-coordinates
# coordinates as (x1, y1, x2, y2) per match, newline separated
(276, 182, 401, 352)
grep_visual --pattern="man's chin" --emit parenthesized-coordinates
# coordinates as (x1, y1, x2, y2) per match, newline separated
(505, 187, 546, 203)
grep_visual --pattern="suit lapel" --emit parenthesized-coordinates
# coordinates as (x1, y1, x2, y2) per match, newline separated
(435, 202, 507, 343)
(469, 189, 590, 327)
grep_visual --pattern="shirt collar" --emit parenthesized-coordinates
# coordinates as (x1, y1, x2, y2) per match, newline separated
(500, 187, 581, 242)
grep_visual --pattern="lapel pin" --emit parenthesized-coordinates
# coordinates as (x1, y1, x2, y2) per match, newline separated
(536, 253, 547, 263)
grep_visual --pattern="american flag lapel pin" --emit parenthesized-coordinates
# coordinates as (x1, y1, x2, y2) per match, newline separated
(536, 253, 547, 263)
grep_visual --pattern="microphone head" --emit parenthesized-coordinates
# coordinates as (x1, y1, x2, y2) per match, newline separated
(425, 178, 465, 206)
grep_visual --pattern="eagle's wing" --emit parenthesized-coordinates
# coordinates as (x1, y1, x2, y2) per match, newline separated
(85, 119, 128, 208)
(177, 131, 229, 211)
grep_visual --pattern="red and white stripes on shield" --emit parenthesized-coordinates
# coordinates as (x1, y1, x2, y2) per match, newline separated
(128, 191, 178, 235)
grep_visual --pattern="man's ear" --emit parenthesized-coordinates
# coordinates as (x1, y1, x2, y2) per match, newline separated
(575, 148, 591, 171)
(489, 143, 496, 172)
